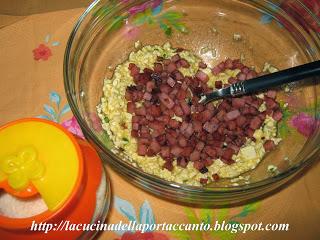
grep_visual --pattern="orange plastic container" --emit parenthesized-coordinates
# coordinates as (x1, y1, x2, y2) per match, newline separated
(0, 118, 110, 239)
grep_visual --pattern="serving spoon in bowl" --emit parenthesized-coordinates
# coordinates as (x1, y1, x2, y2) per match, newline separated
(199, 60, 320, 104)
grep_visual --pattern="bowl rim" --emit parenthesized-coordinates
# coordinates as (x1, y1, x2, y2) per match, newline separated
(64, 0, 320, 195)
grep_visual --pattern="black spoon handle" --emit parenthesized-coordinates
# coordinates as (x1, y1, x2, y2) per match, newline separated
(244, 61, 320, 92)
(236, 60, 320, 95)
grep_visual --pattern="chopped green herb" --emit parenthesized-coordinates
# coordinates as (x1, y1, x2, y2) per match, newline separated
(104, 116, 110, 123)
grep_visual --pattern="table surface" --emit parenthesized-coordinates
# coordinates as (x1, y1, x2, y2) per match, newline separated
(0, 6, 319, 240)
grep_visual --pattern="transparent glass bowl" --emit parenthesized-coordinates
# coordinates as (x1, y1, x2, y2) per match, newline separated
(64, 0, 320, 205)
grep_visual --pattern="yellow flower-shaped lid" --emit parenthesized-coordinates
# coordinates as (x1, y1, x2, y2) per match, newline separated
(0, 119, 82, 212)
(0, 146, 45, 191)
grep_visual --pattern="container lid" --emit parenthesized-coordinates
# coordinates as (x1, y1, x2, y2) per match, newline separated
(0, 119, 83, 211)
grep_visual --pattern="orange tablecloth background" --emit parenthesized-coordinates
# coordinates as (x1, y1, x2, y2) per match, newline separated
(0, 3, 319, 240)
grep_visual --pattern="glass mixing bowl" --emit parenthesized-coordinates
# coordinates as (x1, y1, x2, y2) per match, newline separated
(64, 0, 320, 205)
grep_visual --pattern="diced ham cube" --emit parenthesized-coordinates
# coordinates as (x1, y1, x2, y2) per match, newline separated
(173, 104, 184, 116)
(168, 119, 180, 129)
(225, 59, 233, 69)
(199, 62, 207, 69)
(183, 123, 194, 138)
(249, 106, 259, 115)
(138, 135, 150, 143)
(272, 110, 283, 121)
(196, 141, 205, 151)
(203, 121, 218, 133)
(127, 102, 135, 114)
(193, 121, 203, 132)
(138, 73, 150, 85)
(160, 84, 171, 94)
(125, 91, 133, 101)
(193, 161, 204, 170)
(212, 66, 221, 75)
(149, 140, 161, 154)
(146, 81, 155, 92)
(159, 93, 175, 109)
(246, 70, 257, 80)
(196, 70, 209, 82)
(228, 144, 240, 154)
(129, 64, 140, 76)
(175, 89, 186, 100)
(171, 54, 181, 62)
(225, 110, 241, 121)
(179, 59, 190, 68)
(232, 98, 246, 108)
(180, 101, 191, 115)
(148, 121, 165, 132)
(212, 132, 224, 141)
(137, 144, 148, 156)
(221, 147, 235, 160)
(156, 135, 166, 145)
(151, 130, 161, 138)
(167, 62, 177, 73)
(250, 116, 262, 129)
(149, 105, 161, 117)
(131, 130, 139, 138)
(259, 112, 267, 121)
(178, 135, 188, 147)
(180, 121, 189, 132)
(166, 134, 178, 145)
(216, 110, 226, 121)
(154, 63, 163, 73)
(221, 158, 235, 165)
(228, 77, 237, 84)
(212, 173, 220, 181)
(237, 72, 246, 81)
(200, 178, 208, 184)
(143, 92, 152, 101)
(163, 161, 174, 171)
(181, 146, 193, 157)
(227, 121, 237, 130)
(204, 158, 214, 167)
(167, 77, 176, 87)
(128, 63, 136, 70)
(130, 90, 143, 102)
(174, 71, 184, 81)
(266, 90, 277, 99)
(200, 110, 213, 123)
(204, 146, 217, 158)
(218, 62, 225, 70)
(156, 115, 170, 124)
(219, 100, 231, 111)
(132, 122, 139, 131)
(210, 140, 223, 148)
(135, 106, 147, 116)
(160, 146, 170, 158)
(246, 128, 255, 137)
(132, 115, 141, 123)
(266, 109, 273, 116)
(241, 67, 249, 74)
(264, 140, 276, 151)
(177, 157, 188, 168)
(233, 59, 243, 69)
(210, 117, 219, 124)
(163, 59, 171, 65)
(140, 131, 151, 139)
(171, 146, 183, 156)
(265, 97, 279, 110)
(190, 151, 201, 161)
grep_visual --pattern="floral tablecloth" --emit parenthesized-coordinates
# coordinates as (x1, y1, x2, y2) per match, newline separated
(0, 3, 319, 240)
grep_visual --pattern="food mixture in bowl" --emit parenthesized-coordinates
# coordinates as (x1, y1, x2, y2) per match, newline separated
(97, 43, 283, 186)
